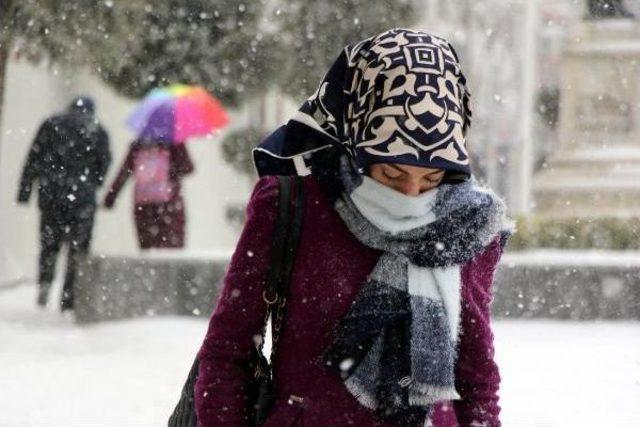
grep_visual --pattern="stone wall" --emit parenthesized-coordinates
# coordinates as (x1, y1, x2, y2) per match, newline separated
(74, 251, 640, 323)
(493, 251, 640, 319)
(75, 253, 230, 323)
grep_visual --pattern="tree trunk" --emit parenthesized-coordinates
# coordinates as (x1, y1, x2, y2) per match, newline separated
(0, 42, 8, 168)
(0, 41, 7, 275)
(0, 0, 15, 166)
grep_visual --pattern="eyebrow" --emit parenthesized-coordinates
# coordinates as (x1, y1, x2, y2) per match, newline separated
(387, 164, 444, 177)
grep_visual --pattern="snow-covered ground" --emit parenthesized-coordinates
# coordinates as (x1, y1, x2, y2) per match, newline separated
(1, 284, 639, 427)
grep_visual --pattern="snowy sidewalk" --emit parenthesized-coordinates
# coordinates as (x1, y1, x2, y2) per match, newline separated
(1, 284, 639, 427)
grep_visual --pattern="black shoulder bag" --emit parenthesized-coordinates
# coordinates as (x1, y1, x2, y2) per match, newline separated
(168, 175, 305, 427)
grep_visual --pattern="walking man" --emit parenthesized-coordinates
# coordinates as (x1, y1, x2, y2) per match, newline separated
(17, 97, 111, 311)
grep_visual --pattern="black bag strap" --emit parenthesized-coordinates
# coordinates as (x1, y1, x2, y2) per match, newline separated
(282, 176, 305, 293)
(262, 176, 294, 306)
(268, 176, 305, 355)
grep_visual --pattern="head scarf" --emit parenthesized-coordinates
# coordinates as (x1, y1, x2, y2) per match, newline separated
(254, 28, 472, 178)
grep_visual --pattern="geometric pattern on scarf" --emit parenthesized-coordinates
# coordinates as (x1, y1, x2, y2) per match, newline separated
(295, 28, 472, 176)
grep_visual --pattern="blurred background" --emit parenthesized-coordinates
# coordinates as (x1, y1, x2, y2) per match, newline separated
(1, 0, 639, 426)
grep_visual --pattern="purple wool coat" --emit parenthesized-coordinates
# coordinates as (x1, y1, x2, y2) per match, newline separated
(195, 176, 503, 427)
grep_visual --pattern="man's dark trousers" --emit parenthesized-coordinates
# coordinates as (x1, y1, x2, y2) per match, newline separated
(38, 204, 96, 310)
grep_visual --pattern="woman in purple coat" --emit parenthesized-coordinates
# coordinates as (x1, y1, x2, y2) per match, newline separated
(195, 29, 512, 426)
(104, 139, 194, 249)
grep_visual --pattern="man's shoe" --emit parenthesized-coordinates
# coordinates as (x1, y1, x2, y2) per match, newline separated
(60, 299, 74, 312)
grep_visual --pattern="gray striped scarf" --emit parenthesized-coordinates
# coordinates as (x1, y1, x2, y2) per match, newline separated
(323, 172, 511, 419)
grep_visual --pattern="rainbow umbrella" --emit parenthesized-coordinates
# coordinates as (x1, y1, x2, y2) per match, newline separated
(127, 84, 229, 143)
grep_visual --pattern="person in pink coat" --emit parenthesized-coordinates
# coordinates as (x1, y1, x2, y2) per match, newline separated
(195, 28, 511, 426)
(104, 139, 193, 249)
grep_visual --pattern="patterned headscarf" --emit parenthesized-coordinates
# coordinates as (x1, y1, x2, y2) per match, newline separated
(293, 28, 472, 176)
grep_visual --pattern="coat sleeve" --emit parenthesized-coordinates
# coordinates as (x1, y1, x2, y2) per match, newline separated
(172, 144, 194, 177)
(454, 237, 503, 427)
(103, 145, 134, 208)
(94, 127, 112, 187)
(17, 121, 50, 203)
(195, 176, 280, 427)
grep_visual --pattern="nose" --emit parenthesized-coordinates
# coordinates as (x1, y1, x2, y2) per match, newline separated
(398, 180, 421, 197)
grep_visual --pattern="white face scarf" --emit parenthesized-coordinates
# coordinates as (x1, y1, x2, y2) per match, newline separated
(350, 176, 439, 235)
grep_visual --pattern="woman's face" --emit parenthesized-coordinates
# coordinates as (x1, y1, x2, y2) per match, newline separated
(368, 163, 445, 196)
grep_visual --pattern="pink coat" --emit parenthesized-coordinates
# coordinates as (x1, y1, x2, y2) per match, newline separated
(104, 141, 194, 248)
(196, 176, 503, 426)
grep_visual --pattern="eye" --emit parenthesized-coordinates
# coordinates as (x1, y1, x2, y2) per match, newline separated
(382, 168, 402, 179)
(424, 172, 444, 183)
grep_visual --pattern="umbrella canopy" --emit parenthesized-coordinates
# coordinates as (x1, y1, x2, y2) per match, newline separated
(127, 84, 229, 142)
